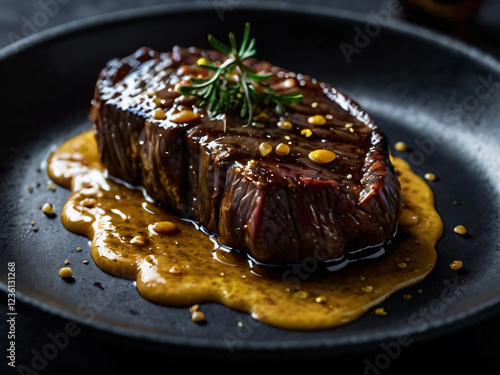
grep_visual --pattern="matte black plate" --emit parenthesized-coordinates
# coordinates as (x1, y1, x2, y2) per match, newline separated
(1, 2, 500, 357)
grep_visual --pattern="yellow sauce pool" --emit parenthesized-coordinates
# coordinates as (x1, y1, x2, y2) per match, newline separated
(47, 131, 443, 330)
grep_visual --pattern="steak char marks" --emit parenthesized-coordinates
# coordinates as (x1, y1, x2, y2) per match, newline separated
(91, 46, 403, 265)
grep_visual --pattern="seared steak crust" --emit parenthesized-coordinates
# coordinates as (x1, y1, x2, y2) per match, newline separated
(91, 46, 403, 264)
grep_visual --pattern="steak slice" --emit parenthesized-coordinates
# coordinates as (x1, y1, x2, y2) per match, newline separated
(91, 46, 403, 264)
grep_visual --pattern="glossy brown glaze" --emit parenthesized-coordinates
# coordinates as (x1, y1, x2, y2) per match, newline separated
(92, 47, 403, 264)
(48, 131, 443, 330)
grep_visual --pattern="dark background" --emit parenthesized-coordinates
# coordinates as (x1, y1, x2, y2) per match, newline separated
(1, 0, 500, 374)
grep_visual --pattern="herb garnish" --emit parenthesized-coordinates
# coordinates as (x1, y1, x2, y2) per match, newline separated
(177, 23, 303, 124)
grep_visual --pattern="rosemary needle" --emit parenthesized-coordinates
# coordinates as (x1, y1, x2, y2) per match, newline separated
(177, 23, 303, 124)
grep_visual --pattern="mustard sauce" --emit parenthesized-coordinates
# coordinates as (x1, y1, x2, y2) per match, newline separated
(47, 131, 443, 330)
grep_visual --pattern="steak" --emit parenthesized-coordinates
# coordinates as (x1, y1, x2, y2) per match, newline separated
(91, 46, 403, 265)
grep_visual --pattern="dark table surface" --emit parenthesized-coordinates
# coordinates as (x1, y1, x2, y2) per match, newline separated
(1, 0, 500, 374)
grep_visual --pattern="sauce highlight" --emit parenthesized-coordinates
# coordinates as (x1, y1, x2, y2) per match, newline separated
(48, 131, 443, 330)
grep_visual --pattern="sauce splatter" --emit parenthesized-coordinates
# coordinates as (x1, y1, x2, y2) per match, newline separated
(47, 131, 443, 330)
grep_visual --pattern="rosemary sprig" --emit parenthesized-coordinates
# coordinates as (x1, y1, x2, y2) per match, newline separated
(177, 23, 303, 124)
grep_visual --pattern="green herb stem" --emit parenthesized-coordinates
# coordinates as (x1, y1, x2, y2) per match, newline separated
(177, 23, 303, 124)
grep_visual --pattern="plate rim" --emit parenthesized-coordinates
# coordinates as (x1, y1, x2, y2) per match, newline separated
(2, 0, 500, 354)
(1, 0, 500, 72)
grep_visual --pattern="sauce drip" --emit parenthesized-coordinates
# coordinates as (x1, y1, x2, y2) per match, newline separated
(48, 131, 443, 330)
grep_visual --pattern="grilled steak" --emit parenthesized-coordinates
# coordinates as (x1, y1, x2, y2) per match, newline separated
(91, 46, 403, 264)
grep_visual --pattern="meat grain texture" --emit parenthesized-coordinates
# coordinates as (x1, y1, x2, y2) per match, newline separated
(91, 46, 403, 264)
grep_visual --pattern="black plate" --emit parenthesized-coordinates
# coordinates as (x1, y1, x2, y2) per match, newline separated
(1, 2, 500, 357)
